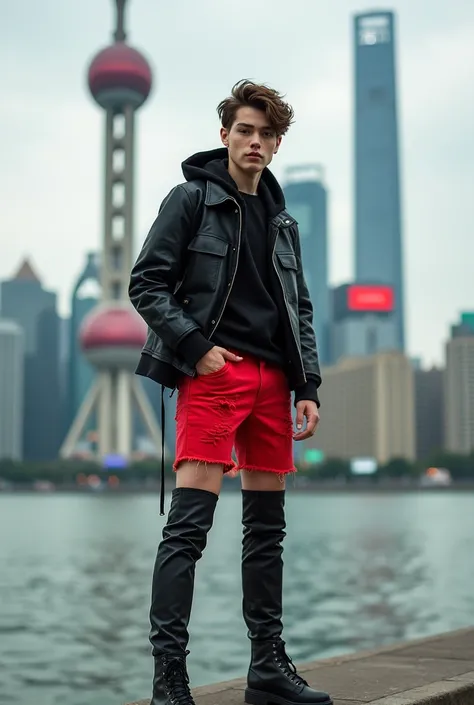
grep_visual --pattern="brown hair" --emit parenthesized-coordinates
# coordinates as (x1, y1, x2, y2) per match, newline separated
(217, 80, 294, 136)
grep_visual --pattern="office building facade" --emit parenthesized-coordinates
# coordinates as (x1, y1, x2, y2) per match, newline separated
(414, 367, 445, 460)
(0, 320, 24, 460)
(445, 315, 474, 454)
(306, 351, 415, 463)
(354, 11, 405, 350)
(284, 165, 330, 364)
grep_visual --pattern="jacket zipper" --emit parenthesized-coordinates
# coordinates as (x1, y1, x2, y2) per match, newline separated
(208, 198, 242, 340)
(271, 225, 307, 384)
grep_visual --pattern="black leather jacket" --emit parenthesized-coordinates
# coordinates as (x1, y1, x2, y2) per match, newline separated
(129, 149, 321, 404)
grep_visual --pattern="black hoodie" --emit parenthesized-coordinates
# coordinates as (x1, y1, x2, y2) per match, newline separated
(177, 150, 286, 368)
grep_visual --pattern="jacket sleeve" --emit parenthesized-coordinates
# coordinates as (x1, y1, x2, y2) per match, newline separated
(292, 225, 322, 407)
(128, 185, 212, 358)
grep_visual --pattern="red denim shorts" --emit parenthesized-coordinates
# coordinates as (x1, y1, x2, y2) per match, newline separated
(174, 352, 296, 475)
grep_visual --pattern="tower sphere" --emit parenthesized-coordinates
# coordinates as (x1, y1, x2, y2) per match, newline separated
(80, 304, 147, 369)
(88, 43, 152, 109)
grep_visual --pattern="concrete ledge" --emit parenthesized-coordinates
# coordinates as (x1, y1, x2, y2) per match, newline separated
(127, 627, 474, 705)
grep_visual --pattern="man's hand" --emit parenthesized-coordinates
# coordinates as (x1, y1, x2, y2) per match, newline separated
(293, 400, 320, 441)
(196, 346, 243, 376)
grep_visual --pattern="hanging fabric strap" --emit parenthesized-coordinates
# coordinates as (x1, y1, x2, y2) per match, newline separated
(160, 385, 166, 516)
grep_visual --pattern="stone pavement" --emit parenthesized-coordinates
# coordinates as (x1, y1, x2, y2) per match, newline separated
(127, 627, 474, 705)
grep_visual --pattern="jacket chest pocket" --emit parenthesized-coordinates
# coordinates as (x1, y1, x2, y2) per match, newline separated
(185, 234, 229, 293)
(276, 252, 298, 304)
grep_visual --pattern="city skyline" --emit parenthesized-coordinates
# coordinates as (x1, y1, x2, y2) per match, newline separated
(1, 0, 473, 368)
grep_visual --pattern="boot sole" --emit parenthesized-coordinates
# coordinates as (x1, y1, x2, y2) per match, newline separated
(245, 687, 333, 705)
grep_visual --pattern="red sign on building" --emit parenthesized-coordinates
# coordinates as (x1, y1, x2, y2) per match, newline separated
(347, 285, 394, 312)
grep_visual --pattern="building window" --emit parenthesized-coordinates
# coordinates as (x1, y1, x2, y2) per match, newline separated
(358, 16, 391, 45)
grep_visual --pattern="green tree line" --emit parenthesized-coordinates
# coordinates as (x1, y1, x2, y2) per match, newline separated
(299, 451, 474, 481)
(0, 450, 473, 485)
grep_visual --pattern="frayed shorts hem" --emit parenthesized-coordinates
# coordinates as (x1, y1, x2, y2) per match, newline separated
(236, 464, 297, 475)
(172, 457, 297, 477)
(173, 456, 237, 474)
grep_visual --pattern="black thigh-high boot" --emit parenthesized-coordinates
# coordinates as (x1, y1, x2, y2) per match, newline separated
(149, 487, 218, 705)
(241, 489, 332, 705)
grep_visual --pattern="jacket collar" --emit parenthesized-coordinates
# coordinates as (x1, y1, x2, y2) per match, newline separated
(204, 179, 233, 207)
(204, 180, 295, 229)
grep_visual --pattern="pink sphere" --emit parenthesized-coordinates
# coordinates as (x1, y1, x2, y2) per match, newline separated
(88, 43, 152, 109)
(80, 305, 147, 369)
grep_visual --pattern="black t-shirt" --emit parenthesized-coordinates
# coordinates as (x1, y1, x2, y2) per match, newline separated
(212, 192, 285, 365)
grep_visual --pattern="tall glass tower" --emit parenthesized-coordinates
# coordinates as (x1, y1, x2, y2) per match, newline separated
(354, 11, 405, 350)
(283, 165, 330, 365)
(0, 259, 62, 460)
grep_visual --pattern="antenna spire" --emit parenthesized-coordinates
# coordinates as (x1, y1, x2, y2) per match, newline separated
(114, 0, 127, 42)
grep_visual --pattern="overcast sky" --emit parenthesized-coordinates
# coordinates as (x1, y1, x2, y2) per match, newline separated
(1, 0, 473, 367)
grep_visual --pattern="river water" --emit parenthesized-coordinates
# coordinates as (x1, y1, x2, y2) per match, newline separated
(1, 490, 473, 705)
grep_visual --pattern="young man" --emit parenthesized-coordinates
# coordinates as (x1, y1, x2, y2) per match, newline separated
(129, 80, 332, 705)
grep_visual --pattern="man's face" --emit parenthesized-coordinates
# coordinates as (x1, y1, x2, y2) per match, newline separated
(220, 106, 282, 175)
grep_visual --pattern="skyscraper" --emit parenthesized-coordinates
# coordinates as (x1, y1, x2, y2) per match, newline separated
(0, 259, 61, 460)
(331, 282, 398, 363)
(0, 320, 24, 461)
(283, 165, 330, 364)
(354, 11, 405, 351)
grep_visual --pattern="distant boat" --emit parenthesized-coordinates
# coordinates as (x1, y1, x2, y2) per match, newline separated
(420, 467, 452, 488)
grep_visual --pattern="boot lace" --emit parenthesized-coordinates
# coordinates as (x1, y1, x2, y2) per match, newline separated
(162, 652, 195, 705)
(272, 640, 309, 687)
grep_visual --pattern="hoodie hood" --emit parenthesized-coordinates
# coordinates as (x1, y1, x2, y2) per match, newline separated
(181, 148, 285, 219)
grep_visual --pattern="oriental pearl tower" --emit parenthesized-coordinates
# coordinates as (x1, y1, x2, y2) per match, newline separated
(60, 0, 162, 462)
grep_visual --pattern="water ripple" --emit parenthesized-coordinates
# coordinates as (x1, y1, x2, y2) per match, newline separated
(0, 491, 473, 704)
